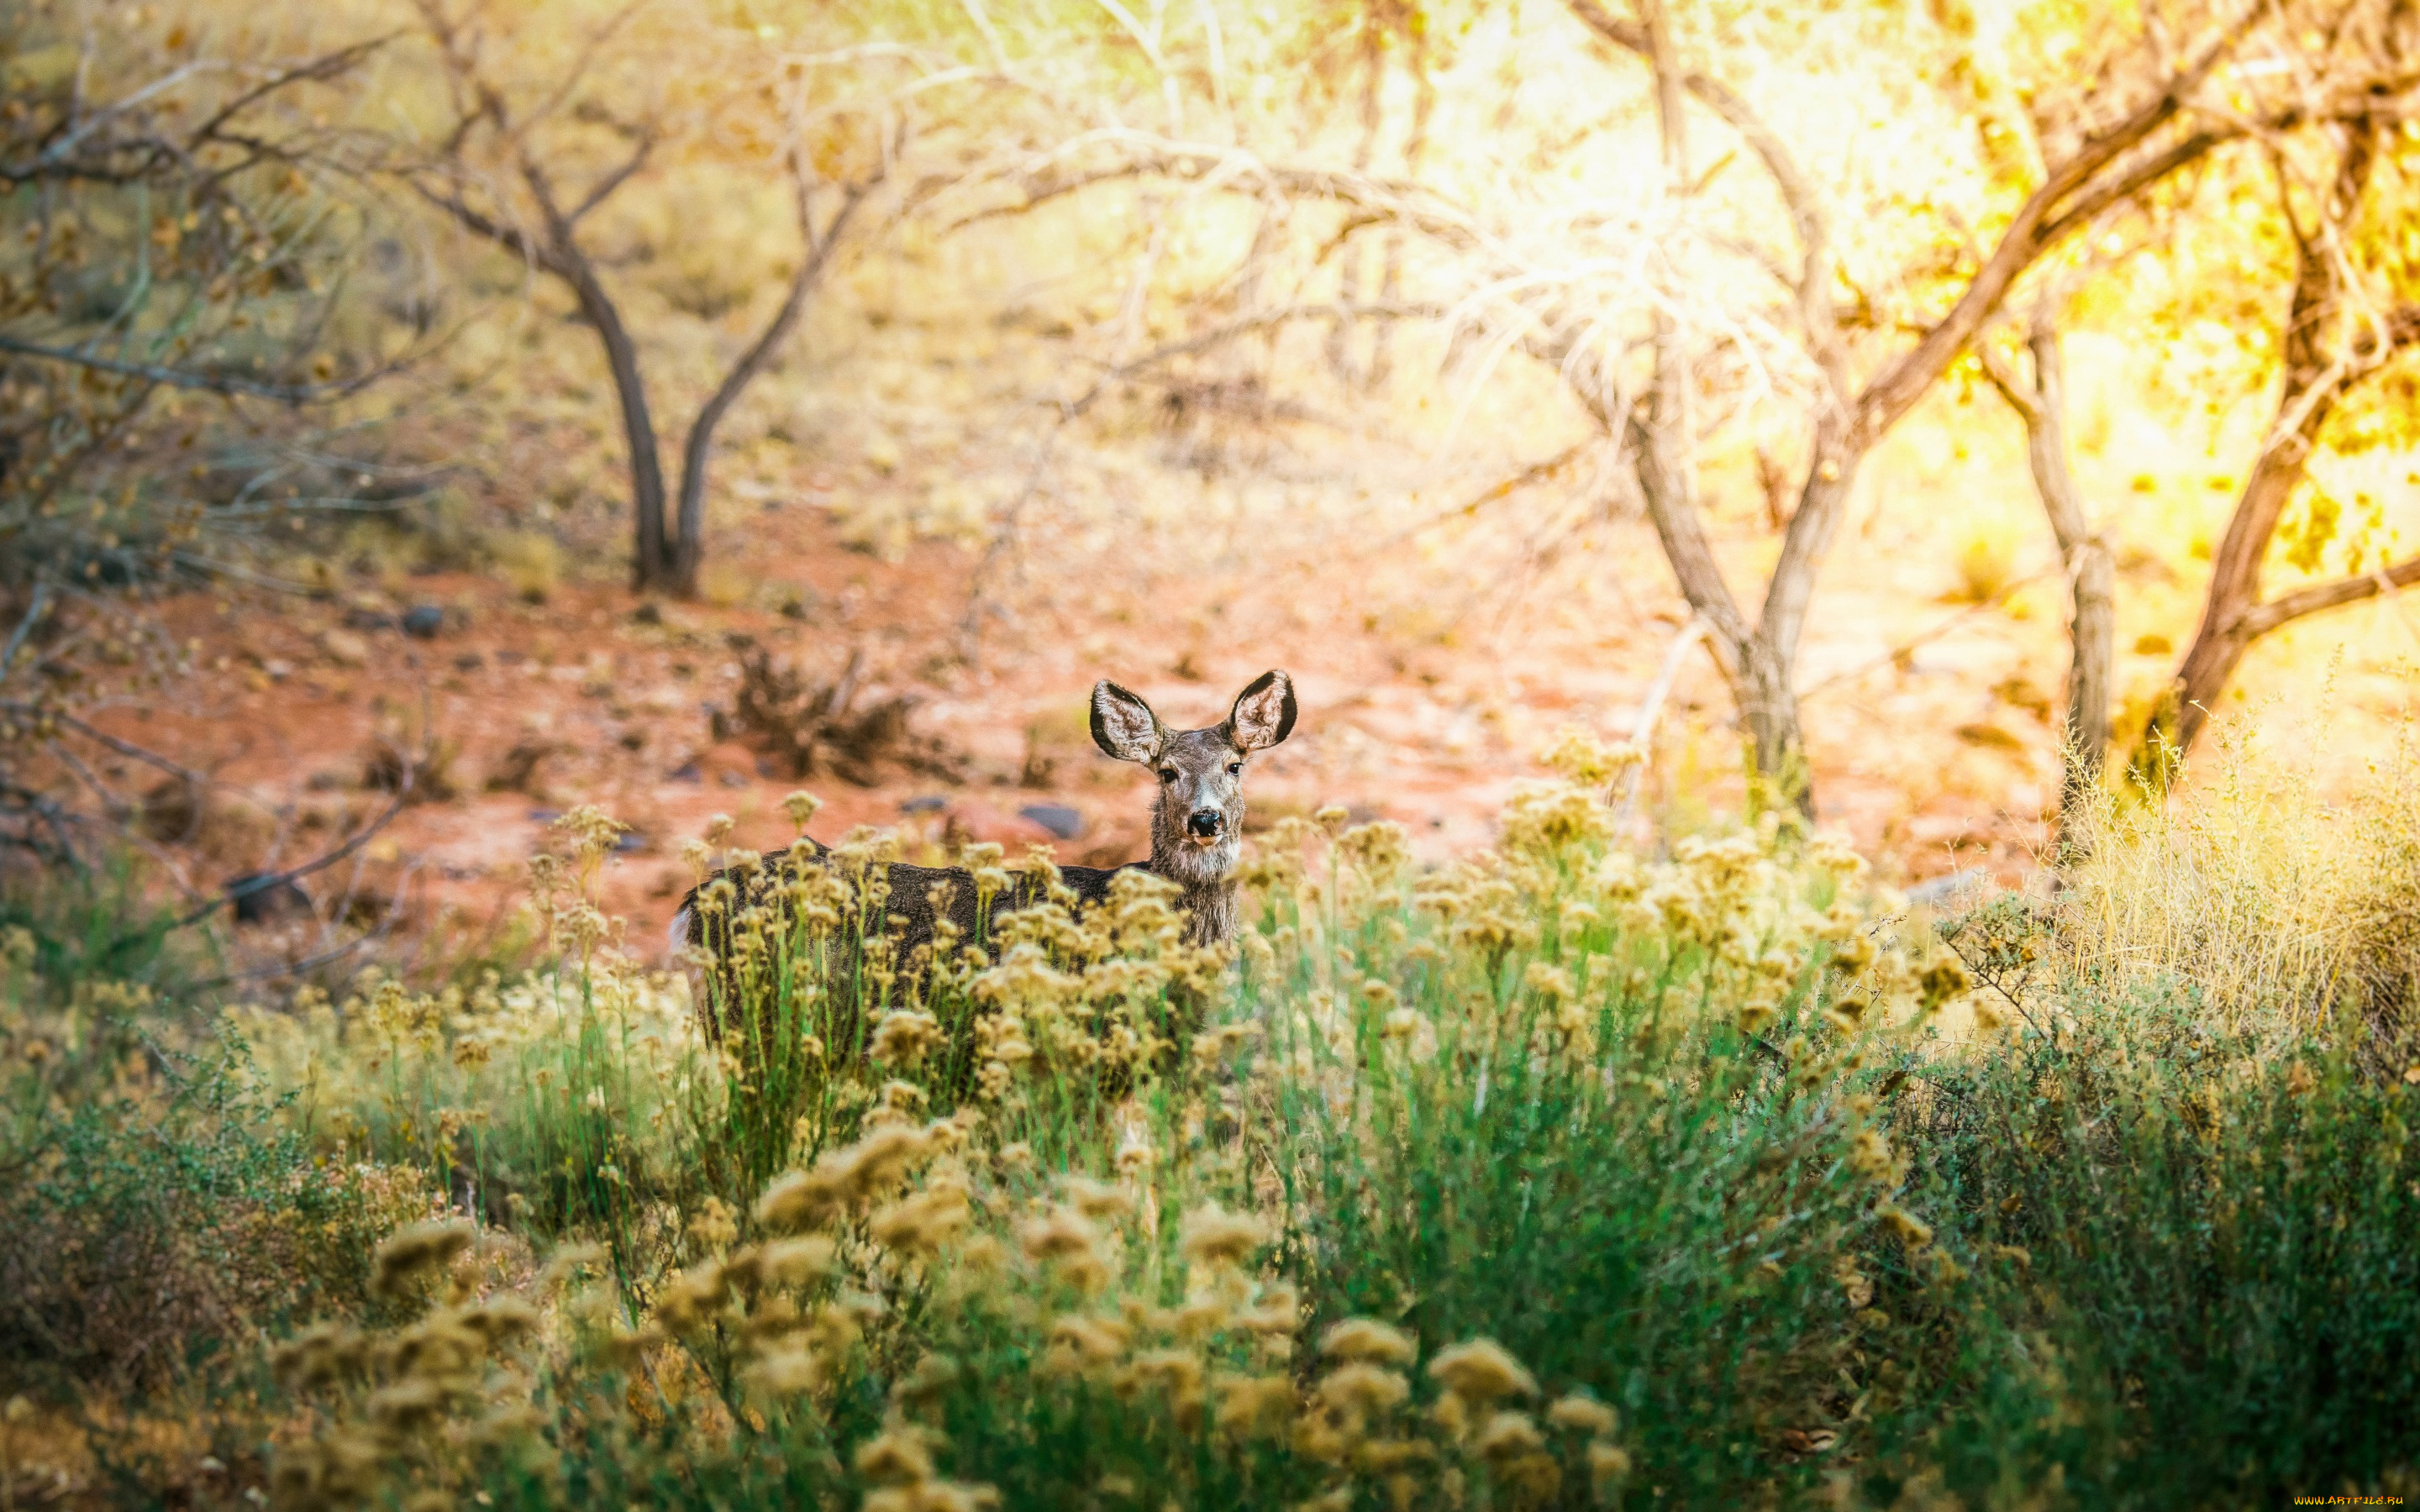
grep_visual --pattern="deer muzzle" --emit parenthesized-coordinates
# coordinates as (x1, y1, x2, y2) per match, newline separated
(1186, 808, 1224, 840)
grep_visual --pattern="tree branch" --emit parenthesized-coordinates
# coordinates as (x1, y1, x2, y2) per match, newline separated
(1563, 0, 1836, 353)
(1971, 334, 2044, 425)
(567, 127, 657, 224)
(955, 297, 1440, 662)
(672, 162, 879, 583)
(948, 137, 1483, 251)
(184, 35, 393, 150)
(1060, 299, 1440, 417)
(2036, 129, 2228, 246)
(408, 176, 551, 267)
(693, 178, 871, 444)
(2241, 555, 2420, 637)
(2353, 302, 2420, 363)
(1854, 29, 2238, 441)
(25, 60, 215, 170)
(0, 38, 386, 186)
(518, 0, 653, 136)
(1620, 407, 1754, 680)
(33, 708, 209, 786)
(0, 333, 376, 403)
(160, 748, 415, 932)
(1, 585, 54, 675)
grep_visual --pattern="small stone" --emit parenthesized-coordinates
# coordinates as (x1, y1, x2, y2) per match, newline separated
(402, 605, 445, 639)
(901, 795, 947, 815)
(226, 872, 313, 924)
(1018, 803, 1083, 839)
(317, 628, 369, 668)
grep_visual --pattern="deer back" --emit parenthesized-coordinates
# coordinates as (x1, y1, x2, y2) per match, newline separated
(673, 841, 1134, 1053)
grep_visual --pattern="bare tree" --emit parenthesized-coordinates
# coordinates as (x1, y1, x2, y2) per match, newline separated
(402, 0, 884, 597)
(2133, 78, 2420, 783)
(0, 13, 400, 869)
(909, 1, 2400, 816)
(1559, 0, 2307, 813)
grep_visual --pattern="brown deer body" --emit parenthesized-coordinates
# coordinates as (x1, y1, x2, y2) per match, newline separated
(671, 671, 1297, 1046)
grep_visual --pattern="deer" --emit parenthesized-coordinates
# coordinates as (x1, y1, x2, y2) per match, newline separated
(671, 669, 1297, 1050)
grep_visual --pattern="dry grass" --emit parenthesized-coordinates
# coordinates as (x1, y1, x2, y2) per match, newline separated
(2055, 716, 2420, 1040)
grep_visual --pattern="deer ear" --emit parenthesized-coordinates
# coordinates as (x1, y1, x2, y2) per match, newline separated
(1091, 680, 1164, 764)
(1226, 669, 1297, 753)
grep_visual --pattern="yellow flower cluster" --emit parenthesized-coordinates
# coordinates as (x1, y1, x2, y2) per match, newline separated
(1539, 727, 1648, 789)
(231, 763, 1966, 1512)
(268, 1224, 569, 1509)
(226, 953, 704, 1179)
(1285, 1326, 1632, 1509)
(706, 1122, 1313, 1498)
(955, 867, 1229, 1103)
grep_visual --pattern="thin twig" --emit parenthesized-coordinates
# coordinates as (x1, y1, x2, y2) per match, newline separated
(1612, 614, 1711, 829)
(33, 708, 208, 785)
(0, 333, 392, 403)
(0, 584, 53, 674)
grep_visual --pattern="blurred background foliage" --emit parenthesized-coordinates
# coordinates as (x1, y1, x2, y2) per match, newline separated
(4, 0, 2417, 858)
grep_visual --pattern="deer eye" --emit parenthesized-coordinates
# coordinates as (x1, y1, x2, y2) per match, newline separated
(1157, 768, 1176, 784)
(1226, 762, 1242, 776)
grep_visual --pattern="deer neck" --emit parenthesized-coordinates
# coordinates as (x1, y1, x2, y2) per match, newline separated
(1147, 827, 1239, 945)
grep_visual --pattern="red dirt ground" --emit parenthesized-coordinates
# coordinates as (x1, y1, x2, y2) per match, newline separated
(86, 480, 2090, 984)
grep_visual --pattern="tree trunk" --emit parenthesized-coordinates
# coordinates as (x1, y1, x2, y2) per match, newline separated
(2125, 56, 2414, 788)
(2131, 320, 2420, 786)
(1736, 636, 1807, 807)
(1622, 0, 1831, 816)
(1743, 420, 1862, 817)
(667, 183, 867, 598)
(1622, 409, 1824, 816)
(2065, 541, 2115, 817)
(1991, 312, 2113, 846)
(1567, 0, 2259, 816)
(2129, 150, 2359, 785)
(670, 315, 786, 598)
(562, 260, 673, 591)
(1757, 428, 1855, 676)
(2135, 441, 2307, 782)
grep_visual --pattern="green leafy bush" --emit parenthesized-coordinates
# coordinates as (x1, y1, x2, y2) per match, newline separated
(1, 986, 444, 1394)
(12, 751, 2420, 1508)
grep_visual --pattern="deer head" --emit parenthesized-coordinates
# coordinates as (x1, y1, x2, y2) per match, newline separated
(1091, 669, 1297, 890)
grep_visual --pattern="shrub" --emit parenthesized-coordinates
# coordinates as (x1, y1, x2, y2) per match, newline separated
(2054, 724, 2420, 1038)
(18, 744, 2420, 1506)
(1914, 911, 2420, 1504)
(0, 992, 444, 1394)
(245, 782, 2005, 1509)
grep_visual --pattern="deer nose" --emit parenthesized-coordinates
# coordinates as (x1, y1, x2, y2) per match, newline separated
(1187, 808, 1224, 838)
